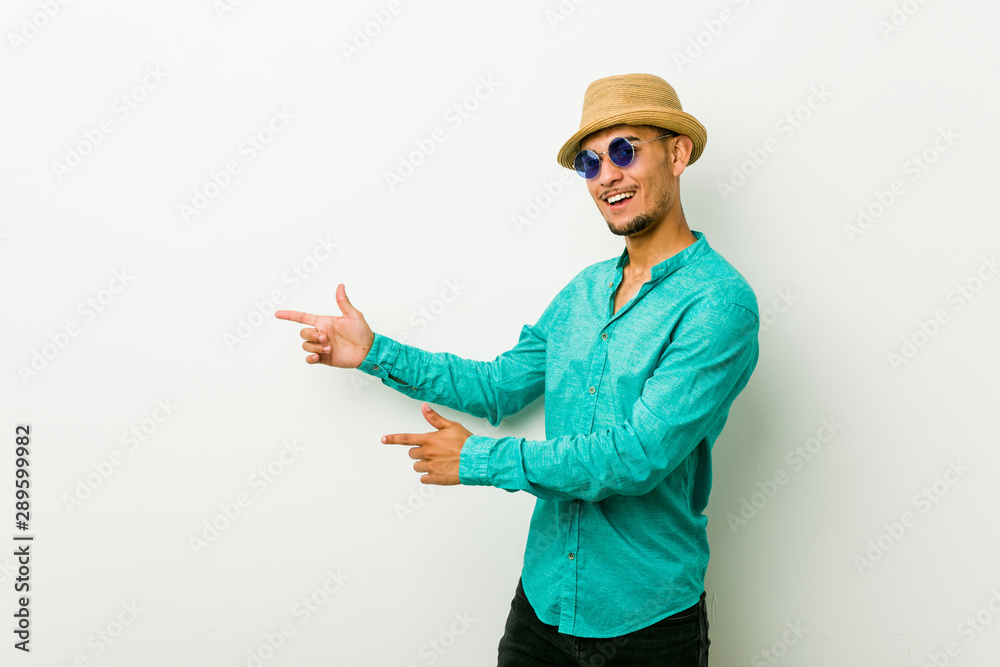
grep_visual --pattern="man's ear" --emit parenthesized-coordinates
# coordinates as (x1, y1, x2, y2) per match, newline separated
(670, 135, 694, 176)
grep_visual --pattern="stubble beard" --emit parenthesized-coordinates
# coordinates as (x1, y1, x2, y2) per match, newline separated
(605, 187, 671, 237)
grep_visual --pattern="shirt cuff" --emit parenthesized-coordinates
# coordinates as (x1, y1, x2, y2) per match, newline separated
(356, 332, 409, 385)
(460, 434, 495, 486)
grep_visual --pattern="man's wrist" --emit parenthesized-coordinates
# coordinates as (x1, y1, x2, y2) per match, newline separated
(356, 331, 377, 369)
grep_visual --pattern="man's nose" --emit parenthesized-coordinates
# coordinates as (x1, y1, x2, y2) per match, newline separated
(597, 155, 624, 186)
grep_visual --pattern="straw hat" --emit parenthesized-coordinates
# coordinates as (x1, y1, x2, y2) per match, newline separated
(556, 73, 707, 169)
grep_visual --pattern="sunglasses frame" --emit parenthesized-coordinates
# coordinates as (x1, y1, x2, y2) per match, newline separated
(574, 133, 677, 179)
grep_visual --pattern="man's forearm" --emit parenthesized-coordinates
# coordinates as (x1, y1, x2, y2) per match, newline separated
(357, 329, 546, 426)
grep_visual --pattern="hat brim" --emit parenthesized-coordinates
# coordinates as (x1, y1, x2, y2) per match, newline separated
(557, 108, 707, 170)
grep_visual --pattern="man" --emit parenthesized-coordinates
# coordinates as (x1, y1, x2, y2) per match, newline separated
(276, 73, 758, 666)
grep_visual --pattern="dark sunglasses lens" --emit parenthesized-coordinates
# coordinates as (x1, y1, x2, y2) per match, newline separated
(574, 150, 600, 178)
(608, 138, 634, 168)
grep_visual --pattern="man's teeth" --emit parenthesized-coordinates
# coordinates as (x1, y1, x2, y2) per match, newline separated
(607, 192, 635, 204)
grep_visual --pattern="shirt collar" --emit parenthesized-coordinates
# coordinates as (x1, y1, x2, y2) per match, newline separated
(615, 230, 710, 281)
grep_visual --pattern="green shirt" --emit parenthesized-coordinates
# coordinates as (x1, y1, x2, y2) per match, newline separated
(357, 230, 759, 638)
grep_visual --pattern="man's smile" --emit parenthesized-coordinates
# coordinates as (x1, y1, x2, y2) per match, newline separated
(602, 189, 638, 211)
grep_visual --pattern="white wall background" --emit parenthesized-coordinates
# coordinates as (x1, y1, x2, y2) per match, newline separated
(2, 0, 999, 665)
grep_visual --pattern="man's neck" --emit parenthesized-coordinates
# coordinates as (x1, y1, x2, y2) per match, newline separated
(622, 219, 697, 279)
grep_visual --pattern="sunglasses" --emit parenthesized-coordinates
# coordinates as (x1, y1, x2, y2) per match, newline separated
(573, 133, 676, 179)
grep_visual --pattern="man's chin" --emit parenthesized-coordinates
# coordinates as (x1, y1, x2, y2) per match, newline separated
(606, 222, 631, 237)
(606, 213, 655, 237)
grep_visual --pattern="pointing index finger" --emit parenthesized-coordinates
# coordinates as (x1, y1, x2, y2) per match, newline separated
(382, 433, 418, 445)
(275, 310, 318, 325)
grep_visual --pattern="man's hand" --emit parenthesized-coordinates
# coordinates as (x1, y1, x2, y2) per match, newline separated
(382, 403, 472, 485)
(275, 283, 374, 368)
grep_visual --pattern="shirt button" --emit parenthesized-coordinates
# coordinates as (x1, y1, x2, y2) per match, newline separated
(373, 365, 380, 371)
(601, 333, 608, 340)
(568, 553, 575, 560)
(608, 281, 613, 287)
(588, 386, 595, 394)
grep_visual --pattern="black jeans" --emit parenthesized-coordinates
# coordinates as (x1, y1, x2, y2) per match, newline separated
(497, 578, 709, 666)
